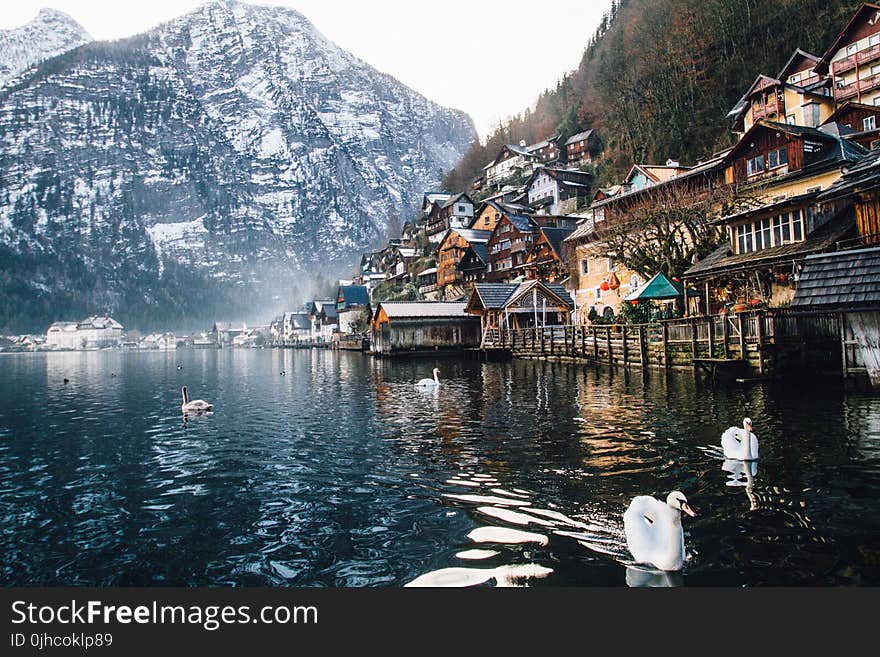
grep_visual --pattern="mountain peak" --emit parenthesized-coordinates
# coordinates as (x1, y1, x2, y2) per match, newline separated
(0, 8, 91, 86)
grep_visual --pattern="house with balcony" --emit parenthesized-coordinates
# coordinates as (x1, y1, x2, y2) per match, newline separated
(564, 129, 600, 167)
(815, 3, 880, 107)
(526, 135, 563, 164)
(522, 226, 574, 283)
(486, 213, 540, 283)
(524, 167, 593, 215)
(483, 141, 541, 188)
(424, 192, 475, 243)
(682, 120, 866, 312)
(436, 227, 492, 290)
(458, 243, 490, 285)
(728, 50, 833, 134)
(384, 247, 417, 284)
(416, 267, 439, 297)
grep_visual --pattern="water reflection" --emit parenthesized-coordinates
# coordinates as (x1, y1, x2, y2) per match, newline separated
(1, 350, 879, 586)
(625, 566, 684, 588)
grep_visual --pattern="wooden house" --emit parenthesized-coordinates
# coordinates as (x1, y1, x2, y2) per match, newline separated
(458, 243, 490, 284)
(416, 267, 439, 296)
(682, 121, 866, 312)
(437, 227, 492, 289)
(817, 149, 880, 244)
(522, 226, 574, 283)
(822, 101, 880, 149)
(526, 135, 563, 164)
(728, 50, 833, 134)
(815, 3, 880, 108)
(524, 167, 593, 214)
(486, 213, 539, 283)
(370, 302, 481, 355)
(425, 192, 475, 243)
(465, 280, 574, 336)
(564, 129, 600, 166)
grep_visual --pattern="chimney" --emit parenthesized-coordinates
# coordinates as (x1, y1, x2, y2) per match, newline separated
(520, 139, 527, 147)
(666, 158, 680, 167)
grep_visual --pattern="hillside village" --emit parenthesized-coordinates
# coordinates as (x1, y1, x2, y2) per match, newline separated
(4, 3, 879, 387)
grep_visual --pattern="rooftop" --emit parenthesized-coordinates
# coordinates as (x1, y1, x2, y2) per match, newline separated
(792, 246, 880, 309)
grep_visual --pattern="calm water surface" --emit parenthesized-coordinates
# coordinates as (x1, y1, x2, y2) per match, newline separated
(1, 349, 879, 586)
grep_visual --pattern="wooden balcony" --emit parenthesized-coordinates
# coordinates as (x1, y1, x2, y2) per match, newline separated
(832, 44, 880, 77)
(835, 73, 880, 101)
(751, 99, 783, 120)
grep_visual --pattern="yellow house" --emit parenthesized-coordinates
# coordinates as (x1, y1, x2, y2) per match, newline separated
(684, 120, 866, 312)
(563, 217, 643, 324)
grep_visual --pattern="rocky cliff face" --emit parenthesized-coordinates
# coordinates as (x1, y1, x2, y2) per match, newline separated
(0, 8, 91, 87)
(0, 1, 475, 331)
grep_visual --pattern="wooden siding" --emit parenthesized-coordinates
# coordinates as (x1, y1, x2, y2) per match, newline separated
(856, 191, 880, 242)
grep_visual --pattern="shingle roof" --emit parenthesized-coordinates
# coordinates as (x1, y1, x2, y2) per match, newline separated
(378, 302, 471, 319)
(473, 284, 519, 309)
(792, 246, 880, 309)
(539, 227, 575, 257)
(565, 130, 593, 145)
(507, 213, 537, 233)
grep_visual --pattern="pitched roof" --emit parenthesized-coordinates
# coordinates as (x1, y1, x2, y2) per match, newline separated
(565, 130, 594, 145)
(377, 302, 471, 319)
(337, 285, 370, 308)
(505, 213, 537, 233)
(819, 150, 880, 199)
(777, 49, 821, 80)
(815, 3, 880, 74)
(624, 272, 696, 301)
(472, 284, 520, 309)
(538, 227, 575, 258)
(449, 228, 492, 244)
(463, 243, 489, 266)
(792, 246, 880, 309)
(441, 192, 474, 209)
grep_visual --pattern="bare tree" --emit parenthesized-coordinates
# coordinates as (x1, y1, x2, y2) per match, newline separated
(589, 181, 761, 279)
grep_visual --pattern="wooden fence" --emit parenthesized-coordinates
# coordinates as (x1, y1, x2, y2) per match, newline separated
(480, 309, 863, 378)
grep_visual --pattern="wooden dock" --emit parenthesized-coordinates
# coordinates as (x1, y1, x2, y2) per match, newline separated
(479, 309, 870, 383)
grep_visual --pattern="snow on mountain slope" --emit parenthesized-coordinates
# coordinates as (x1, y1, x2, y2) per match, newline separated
(0, 1, 476, 331)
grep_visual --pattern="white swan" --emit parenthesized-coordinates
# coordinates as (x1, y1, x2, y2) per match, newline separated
(181, 386, 213, 414)
(721, 417, 758, 461)
(623, 491, 696, 571)
(416, 368, 440, 388)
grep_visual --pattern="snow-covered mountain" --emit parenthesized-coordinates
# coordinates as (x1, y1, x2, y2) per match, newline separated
(0, 1, 475, 332)
(0, 9, 91, 87)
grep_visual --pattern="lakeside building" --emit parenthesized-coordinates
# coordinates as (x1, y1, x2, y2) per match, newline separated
(370, 302, 480, 355)
(465, 280, 574, 337)
(436, 228, 492, 290)
(283, 312, 311, 342)
(45, 316, 123, 350)
(336, 285, 370, 335)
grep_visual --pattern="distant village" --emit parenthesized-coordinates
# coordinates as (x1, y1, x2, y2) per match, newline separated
(3, 4, 879, 388)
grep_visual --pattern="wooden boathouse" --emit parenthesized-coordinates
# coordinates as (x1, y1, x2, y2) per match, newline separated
(370, 302, 481, 356)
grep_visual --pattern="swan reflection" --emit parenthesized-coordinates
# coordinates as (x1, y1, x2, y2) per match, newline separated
(722, 459, 759, 511)
(625, 565, 683, 587)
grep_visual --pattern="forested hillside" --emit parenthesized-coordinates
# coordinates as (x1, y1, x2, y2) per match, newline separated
(443, 0, 857, 191)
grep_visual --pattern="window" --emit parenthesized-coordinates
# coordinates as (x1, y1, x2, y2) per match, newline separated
(757, 217, 772, 250)
(746, 154, 765, 176)
(872, 64, 880, 76)
(768, 147, 788, 169)
(580, 259, 590, 275)
(847, 44, 858, 56)
(457, 205, 466, 213)
(737, 224, 754, 254)
(792, 211, 803, 241)
(872, 33, 880, 47)
(772, 215, 785, 246)
(790, 73, 802, 84)
(865, 116, 877, 131)
(595, 287, 602, 300)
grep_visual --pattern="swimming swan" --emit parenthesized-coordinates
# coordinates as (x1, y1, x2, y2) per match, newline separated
(623, 491, 696, 571)
(721, 418, 758, 461)
(416, 368, 440, 388)
(181, 386, 213, 414)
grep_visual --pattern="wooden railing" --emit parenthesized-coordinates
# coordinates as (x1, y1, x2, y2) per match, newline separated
(480, 309, 850, 375)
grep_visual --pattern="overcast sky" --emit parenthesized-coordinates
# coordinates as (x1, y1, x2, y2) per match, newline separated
(1, 0, 611, 138)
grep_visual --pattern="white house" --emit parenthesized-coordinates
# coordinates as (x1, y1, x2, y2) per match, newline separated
(46, 316, 123, 350)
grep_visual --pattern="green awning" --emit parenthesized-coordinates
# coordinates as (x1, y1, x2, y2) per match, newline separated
(624, 272, 698, 301)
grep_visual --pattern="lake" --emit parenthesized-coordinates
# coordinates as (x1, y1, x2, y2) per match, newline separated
(1, 349, 879, 586)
